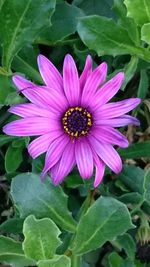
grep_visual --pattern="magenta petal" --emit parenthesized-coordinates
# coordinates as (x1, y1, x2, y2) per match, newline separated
(96, 98, 141, 119)
(95, 115, 140, 127)
(81, 62, 107, 106)
(93, 153, 105, 188)
(80, 55, 92, 91)
(90, 72, 124, 110)
(9, 103, 55, 118)
(41, 135, 70, 179)
(92, 126, 129, 148)
(50, 142, 75, 185)
(28, 131, 62, 159)
(75, 140, 93, 179)
(89, 135, 122, 174)
(3, 117, 59, 136)
(63, 54, 80, 105)
(37, 54, 63, 92)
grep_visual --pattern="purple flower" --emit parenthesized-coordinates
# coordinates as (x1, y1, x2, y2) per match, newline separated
(3, 55, 141, 187)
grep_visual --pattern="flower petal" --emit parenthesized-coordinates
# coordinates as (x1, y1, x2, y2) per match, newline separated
(63, 54, 80, 105)
(81, 62, 107, 106)
(37, 54, 63, 92)
(13, 76, 68, 112)
(9, 103, 55, 118)
(80, 55, 92, 91)
(28, 131, 62, 159)
(75, 139, 93, 179)
(89, 135, 122, 174)
(93, 153, 105, 188)
(90, 72, 124, 110)
(95, 115, 140, 127)
(41, 135, 70, 179)
(50, 142, 75, 185)
(95, 98, 141, 119)
(3, 117, 59, 136)
(92, 126, 129, 148)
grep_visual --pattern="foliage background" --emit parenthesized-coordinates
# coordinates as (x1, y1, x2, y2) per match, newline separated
(0, 0, 150, 266)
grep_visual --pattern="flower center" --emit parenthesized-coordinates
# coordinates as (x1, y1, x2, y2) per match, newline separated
(62, 106, 93, 137)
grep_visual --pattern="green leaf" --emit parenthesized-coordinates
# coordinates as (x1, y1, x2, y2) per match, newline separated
(118, 192, 142, 205)
(38, 2, 83, 45)
(12, 45, 43, 84)
(141, 22, 150, 44)
(5, 139, 25, 173)
(77, 15, 150, 61)
(0, 236, 35, 267)
(0, 75, 21, 105)
(137, 70, 149, 99)
(73, 196, 134, 255)
(113, 0, 140, 45)
(73, 0, 115, 18)
(23, 215, 61, 261)
(117, 165, 145, 194)
(0, 0, 56, 70)
(122, 56, 138, 90)
(0, 135, 17, 147)
(0, 218, 24, 234)
(11, 173, 77, 232)
(124, 0, 150, 26)
(38, 255, 71, 267)
(108, 252, 122, 267)
(119, 141, 150, 159)
(115, 233, 136, 260)
(143, 169, 150, 204)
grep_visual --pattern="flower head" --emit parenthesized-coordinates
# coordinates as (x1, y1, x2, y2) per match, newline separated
(3, 54, 141, 187)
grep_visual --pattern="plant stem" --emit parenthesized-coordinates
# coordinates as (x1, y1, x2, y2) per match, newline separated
(71, 254, 81, 267)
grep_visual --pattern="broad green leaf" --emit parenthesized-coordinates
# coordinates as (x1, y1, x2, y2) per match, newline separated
(0, 0, 56, 70)
(108, 252, 122, 267)
(0, 236, 35, 267)
(124, 0, 150, 26)
(23, 215, 61, 261)
(5, 139, 25, 173)
(38, 2, 83, 45)
(0, 218, 24, 234)
(119, 141, 150, 159)
(113, 0, 140, 45)
(122, 56, 138, 90)
(73, 0, 115, 18)
(137, 70, 149, 99)
(11, 173, 77, 232)
(12, 45, 42, 84)
(38, 255, 71, 267)
(143, 169, 150, 204)
(77, 15, 150, 61)
(118, 192, 142, 205)
(117, 165, 144, 194)
(141, 23, 150, 45)
(115, 234, 136, 260)
(0, 135, 17, 147)
(73, 196, 134, 255)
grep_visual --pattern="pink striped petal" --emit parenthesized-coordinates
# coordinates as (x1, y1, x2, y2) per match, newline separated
(92, 126, 129, 148)
(13, 76, 68, 112)
(28, 131, 62, 159)
(90, 72, 124, 110)
(3, 117, 59, 136)
(89, 135, 122, 174)
(80, 55, 92, 91)
(37, 54, 63, 92)
(95, 115, 140, 127)
(95, 98, 141, 119)
(93, 153, 105, 188)
(50, 142, 75, 185)
(75, 140, 93, 179)
(63, 54, 80, 105)
(41, 135, 70, 179)
(9, 103, 56, 118)
(81, 62, 107, 106)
